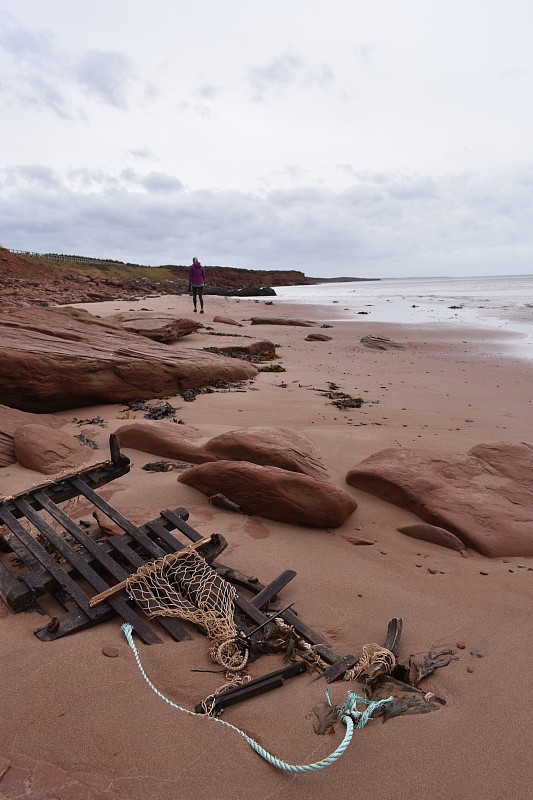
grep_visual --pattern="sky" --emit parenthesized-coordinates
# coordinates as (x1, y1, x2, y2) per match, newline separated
(0, 0, 532, 278)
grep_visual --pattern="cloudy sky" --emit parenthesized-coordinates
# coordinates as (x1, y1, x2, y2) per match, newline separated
(1, 0, 532, 278)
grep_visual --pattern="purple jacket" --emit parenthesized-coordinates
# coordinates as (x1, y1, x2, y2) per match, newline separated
(188, 262, 205, 286)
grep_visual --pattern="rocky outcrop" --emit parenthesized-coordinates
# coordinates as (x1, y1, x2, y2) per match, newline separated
(0, 306, 257, 413)
(0, 405, 65, 467)
(179, 461, 356, 528)
(13, 424, 89, 474)
(346, 442, 533, 557)
(203, 427, 328, 478)
(103, 312, 203, 342)
(115, 421, 211, 463)
(250, 317, 317, 327)
(305, 333, 332, 341)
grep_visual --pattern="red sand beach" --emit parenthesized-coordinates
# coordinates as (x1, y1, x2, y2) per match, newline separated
(1, 292, 532, 800)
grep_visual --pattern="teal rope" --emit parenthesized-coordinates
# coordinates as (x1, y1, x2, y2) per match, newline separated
(121, 623, 392, 773)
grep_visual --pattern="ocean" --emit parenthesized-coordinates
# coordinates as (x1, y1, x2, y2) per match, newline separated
(273, 274, 533, 358)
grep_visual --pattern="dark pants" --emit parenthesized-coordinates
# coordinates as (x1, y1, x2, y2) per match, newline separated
(192, 285, 204, 309)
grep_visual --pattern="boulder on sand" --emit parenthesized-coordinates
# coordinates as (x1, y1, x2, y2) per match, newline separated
(204, 427, 328, 478)
(0, 306, 258, 413)
(0, 404, 65, 467)
(13, 424, 89, 474)
(179, 460, 356, 528)
(115, 421, 212, 463)
(346, 442, 533, 557)
(213, 316, 242, 327)
(104, 312, 202, 342)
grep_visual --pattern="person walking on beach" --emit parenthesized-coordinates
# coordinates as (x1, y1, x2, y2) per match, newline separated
(188, 257, 205, 313)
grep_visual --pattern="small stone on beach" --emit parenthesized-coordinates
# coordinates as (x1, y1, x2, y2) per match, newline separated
(102, 646, 119, 658)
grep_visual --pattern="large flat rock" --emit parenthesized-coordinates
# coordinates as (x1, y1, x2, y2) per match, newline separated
(179, 460, 356, 528)
(346, 442, 533, 557)
(0, 306, 257, 412)
(104, 311, 203, 341)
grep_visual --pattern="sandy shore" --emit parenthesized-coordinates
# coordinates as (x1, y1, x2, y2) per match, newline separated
(1, 292, 532, 800)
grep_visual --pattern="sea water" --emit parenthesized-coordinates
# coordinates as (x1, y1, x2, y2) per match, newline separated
(273, 274, 533, 357)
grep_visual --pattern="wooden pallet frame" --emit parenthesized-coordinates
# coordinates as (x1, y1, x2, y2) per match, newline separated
(0, 437, 329, 650)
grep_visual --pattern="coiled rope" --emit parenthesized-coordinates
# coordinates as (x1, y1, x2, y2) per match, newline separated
(121, 622, 393, 773)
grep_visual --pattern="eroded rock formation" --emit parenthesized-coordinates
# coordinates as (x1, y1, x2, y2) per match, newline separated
(103, 312, 203, 341)
(346, 442, 533, 557)
(0, 306, 257, 413)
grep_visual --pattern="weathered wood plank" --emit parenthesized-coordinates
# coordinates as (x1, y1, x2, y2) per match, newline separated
(0, 560, 35, 611)
(34, 605, 112, 641)
(197, 661, 307, 714)
(248, 570, 297, 610)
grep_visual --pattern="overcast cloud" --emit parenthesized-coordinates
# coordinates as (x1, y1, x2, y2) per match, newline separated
(0, 1, 532, 277)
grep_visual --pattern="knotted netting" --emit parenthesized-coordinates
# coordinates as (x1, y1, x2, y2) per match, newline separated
(124, 547, 248, 674)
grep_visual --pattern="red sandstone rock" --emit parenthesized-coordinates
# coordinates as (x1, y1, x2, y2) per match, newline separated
(0, 404, 65, 467)
(213, 315, 242, 326)
(179, 460, 356, 528)
(211, 340, 278, 358)
(204, 427, 328, 477)
(0, 306, 257, 412)
(104, 311, 202, 341)
(250, 317, 317, 327)
(115, 421, 212, 462)
(13, 424, 90, 474)
(397, 523, 469, 555)
(346, 442, 533, 557)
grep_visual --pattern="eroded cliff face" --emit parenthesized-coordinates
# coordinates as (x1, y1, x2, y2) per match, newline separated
(169, 265, 308, 289)
(0, 248, 308, 308)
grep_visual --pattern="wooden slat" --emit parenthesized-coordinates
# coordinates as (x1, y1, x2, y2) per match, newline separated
(3, 459, 130, 520)
(199, 661, 308, 715)
(248, 570, 296, 609)
(70, 477, 157, 543)
(159, 508, 203, 542)
(34, 605, 112, 641)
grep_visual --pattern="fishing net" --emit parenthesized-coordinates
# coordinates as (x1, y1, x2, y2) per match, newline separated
(124, 547, 248, 673)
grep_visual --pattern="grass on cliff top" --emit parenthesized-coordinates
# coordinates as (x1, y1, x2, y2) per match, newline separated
(24, 254, 178, 281)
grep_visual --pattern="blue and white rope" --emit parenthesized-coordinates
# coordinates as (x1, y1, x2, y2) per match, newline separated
(121, 622, 392, 773)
